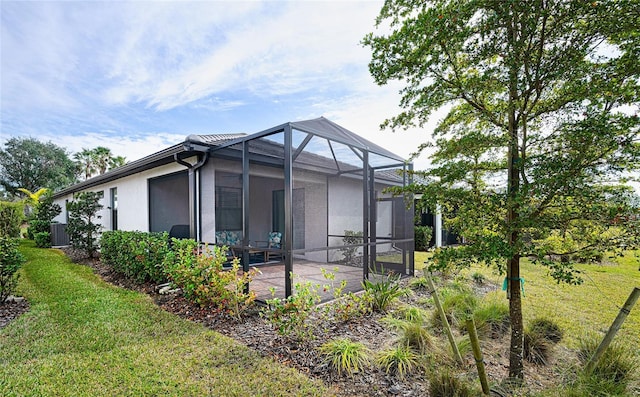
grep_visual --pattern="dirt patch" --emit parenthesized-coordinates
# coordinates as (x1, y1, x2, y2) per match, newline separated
(0, 298, 30, 329)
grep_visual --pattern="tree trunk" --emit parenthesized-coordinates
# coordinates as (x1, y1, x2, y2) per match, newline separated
(505, 2, 524, 380)
(508, 255, 523, 380)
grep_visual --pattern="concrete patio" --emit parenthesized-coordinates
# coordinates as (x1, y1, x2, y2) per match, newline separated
(248, 260, 366, 302)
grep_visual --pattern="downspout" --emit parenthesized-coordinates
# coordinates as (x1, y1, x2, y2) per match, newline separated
(174, 150, 209, 240)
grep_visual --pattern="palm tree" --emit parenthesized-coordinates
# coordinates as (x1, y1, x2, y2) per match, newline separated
(92, 146, 113, 175)
(74, 148, 97, 180)
(108, 155, 127, 171)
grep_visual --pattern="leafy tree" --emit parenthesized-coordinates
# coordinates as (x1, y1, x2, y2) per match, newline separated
(0, 137, 77, 196)
(67, 192, 103, 258)
(364, 0, 639, 380)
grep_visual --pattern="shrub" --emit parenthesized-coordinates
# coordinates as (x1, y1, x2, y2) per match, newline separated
(362, 272, 406, 313)
(101, 230, 170, 283)
(28, 220, 50, 240)
(428, 370, 477, 397)
(321, 267, 372, 321)
(319, 338, 370, 377)
(66, 192, 103, 258)
(415, 225, 433, 251)
(0, 201, 24, 238)
(261, 277, 322, 341)
(377, 345, 419, 379)
(34, 232, 51, 248)
(0, 237, 25, 303)
(164, 240, 258, 320)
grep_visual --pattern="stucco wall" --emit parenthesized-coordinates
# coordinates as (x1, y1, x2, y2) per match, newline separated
(53, 161, 191, 233)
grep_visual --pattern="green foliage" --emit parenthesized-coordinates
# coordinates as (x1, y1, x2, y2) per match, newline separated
(362, 272, 406, 313)
(473, 296, 510, 339)
(1, 240, 328, 396)
(382, 316, 433, 355)
(27, 219, 49, 240)
(319, 338, 370, 377)
(0, 201, 24, 238)
(428, 370, 477, 397)
(0, 237, 25, 302)
(576, 335, 638, 394)
(528, 318, 564, 344)
(261, 277, 322, 341)
(74, 147, 127, 180)
(431, 284, 478, 329)
(34, 232, 51, 248)
(0, 137, 77, 195)
(409, 276, 430, 291)
(163, 239, 258, 320)
(365, 0, 640, 379)
(471, 272, 485, 285)
(376, 345, 419, 379)
(415, 225, 433, 251)
(31, 191, 61, 224)
(339, 230, 363, 265)
(321, 267, 372, 321)
(100, 230, 170, 283)
(66, 191, 103, 258)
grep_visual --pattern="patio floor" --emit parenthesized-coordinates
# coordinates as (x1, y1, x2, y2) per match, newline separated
(248, 260, 366, 302)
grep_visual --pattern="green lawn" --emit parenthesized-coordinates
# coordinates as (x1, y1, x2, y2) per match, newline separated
(416, 250, 640, 353)
(0, 241, 329, 397)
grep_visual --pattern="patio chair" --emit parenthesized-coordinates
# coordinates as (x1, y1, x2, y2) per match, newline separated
(215, 230, 242, 259)
(256, 231, 283, 262)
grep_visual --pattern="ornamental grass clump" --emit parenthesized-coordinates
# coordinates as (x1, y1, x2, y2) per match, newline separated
(319, 338, 370, 377)
(376, 344, 419, 379)
(523, 318, 563, 365)
(428, 370, 478, 397)
(575, 335, 638, 395)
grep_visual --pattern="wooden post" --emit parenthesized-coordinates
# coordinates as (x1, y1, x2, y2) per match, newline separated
(427, 275, 463, 365)
(466, 318, 490, 395)
(585, 287, 640, 374)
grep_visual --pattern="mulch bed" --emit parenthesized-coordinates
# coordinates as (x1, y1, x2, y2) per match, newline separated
(0, 298, 29, 329)
(2, 246, 563, 396)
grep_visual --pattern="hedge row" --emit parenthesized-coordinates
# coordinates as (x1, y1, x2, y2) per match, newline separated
(100, 230, 170, 283)
(0, 201, 24, 238)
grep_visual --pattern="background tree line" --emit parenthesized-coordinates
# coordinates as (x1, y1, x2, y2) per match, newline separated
(0, 137, 127, 199)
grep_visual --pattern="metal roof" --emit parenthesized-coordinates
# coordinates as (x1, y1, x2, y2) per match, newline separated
(53, 117, 407, 197)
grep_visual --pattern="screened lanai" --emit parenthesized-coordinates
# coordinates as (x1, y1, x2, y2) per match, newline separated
(185, 117, 415, 300)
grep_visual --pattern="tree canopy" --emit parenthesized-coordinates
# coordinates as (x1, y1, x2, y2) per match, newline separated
(74, 146, 127, 180)
(0, 137, 77, 196)
(364, 0, 639, 380)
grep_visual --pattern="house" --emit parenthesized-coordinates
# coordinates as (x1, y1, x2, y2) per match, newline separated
(52, 117, 415, 297)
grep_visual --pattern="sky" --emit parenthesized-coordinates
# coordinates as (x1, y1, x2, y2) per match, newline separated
(0, 0, 442, 170)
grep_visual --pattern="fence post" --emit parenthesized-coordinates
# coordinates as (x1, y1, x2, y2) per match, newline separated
(585, 287, 640, 373)
(427, 275, 463, 365)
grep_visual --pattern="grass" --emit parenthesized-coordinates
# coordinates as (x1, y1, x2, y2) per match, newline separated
(417, 250, 639, 352)
(0, 241, 329, 397)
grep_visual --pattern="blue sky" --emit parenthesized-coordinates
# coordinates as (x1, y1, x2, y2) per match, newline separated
(1, 0, 440, 170)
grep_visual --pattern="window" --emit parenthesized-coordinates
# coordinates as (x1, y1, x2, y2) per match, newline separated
(215, 186, 242, 230)
(110, 187, 118, 231)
